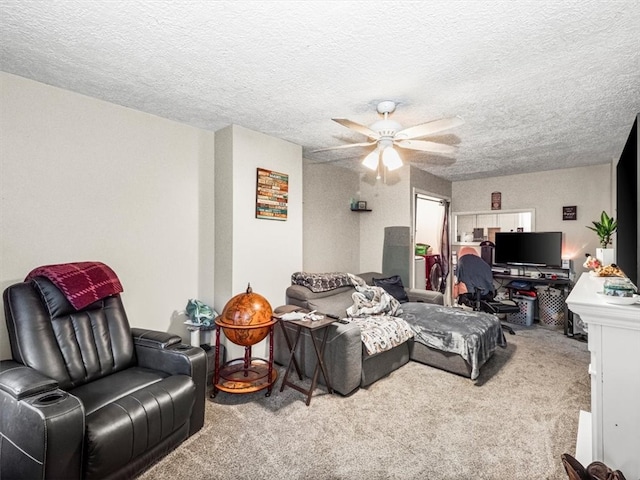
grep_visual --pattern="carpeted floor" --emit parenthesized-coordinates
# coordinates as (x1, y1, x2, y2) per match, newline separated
(138, 324, 589, 480)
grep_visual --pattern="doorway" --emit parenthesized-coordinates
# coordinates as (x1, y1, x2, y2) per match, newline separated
(413, 191, 451, 299)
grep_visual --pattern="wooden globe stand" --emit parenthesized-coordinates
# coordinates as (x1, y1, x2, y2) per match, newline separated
(211, 317, 279, 398)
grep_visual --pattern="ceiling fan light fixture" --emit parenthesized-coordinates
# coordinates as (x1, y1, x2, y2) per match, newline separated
(321, 102, 463, 176)
(362, 150, 379, 170)
(382, 147, 403, 171)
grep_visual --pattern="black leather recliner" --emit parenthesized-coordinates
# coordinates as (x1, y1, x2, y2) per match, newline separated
(0, 276, 207, 479)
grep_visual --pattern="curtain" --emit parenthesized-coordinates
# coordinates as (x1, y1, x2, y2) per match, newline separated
(439, 200, 450, 293)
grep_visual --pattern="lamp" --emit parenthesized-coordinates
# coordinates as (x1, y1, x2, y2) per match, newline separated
(362, 149, 379, 170)
(362, 144, 403, 172)
(382, 147, 402, 171)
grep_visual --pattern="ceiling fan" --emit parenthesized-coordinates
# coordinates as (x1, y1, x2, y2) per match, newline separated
(314, 101, 464, 175)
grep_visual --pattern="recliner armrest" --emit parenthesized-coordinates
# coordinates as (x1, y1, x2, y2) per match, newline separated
(132, 333, 207, 436)
(405, 289, 445, 305)
(0, 360, 58, 400)
(0, 360, 84, 480)
(131, 327, 182, 349)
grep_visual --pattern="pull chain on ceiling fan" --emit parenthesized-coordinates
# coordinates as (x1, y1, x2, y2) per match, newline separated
(314, 100, 464, 176)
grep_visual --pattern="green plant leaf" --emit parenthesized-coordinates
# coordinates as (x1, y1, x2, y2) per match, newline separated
(586, 211, 617, 248)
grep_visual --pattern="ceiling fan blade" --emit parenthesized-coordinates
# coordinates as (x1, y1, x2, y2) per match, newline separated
(395, 139, 458, 156)
(395, 117, 464, 140)
(311, 140, 377, 153)
(332, 118, 380, 139)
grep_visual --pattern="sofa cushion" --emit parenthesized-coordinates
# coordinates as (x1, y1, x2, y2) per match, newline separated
(307, 290, 355, 318)
(286, 284, 354, 302)
(373, 275, 410, 303)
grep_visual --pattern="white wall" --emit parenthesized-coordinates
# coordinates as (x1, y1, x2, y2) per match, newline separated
(452, 164, 612, 277)
(0, 72, 213, 360)
(214, 125, 303, 359)
(198, 132, 217, 309)
(415, 198, 444, 255)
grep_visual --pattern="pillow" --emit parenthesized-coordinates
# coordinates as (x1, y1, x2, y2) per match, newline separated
(372, 275, 409, 303)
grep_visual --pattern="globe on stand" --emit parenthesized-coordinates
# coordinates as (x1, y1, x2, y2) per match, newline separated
(212, 284, 278, 397)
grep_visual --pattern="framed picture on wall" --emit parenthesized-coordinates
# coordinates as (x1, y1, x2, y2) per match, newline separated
(563, 206, 577, 220)
(358, 201, 367, 210)
(256, 168, 288, 220)
(491, 191, 501, 210)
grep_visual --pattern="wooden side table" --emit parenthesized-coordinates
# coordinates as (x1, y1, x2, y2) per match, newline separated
(278, 314, 336, 406)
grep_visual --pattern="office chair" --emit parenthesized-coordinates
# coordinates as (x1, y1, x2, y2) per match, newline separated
(455, 248, 518, 335)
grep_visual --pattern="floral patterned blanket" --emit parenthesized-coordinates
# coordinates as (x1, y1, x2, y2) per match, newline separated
(344, 274, 414, 356)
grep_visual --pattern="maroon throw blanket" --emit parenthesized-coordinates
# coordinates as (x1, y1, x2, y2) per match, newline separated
(25, 261, 123, 310)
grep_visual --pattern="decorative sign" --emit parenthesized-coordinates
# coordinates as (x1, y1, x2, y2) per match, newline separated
(491, 191, 502, 210)
(563, 205, 577, 221)
(256, 168, 288, 220)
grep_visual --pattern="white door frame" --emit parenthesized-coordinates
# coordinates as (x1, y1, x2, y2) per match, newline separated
(412, 188, 452, 303)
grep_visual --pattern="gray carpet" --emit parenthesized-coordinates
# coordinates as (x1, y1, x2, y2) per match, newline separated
(139, 325, 589, 480)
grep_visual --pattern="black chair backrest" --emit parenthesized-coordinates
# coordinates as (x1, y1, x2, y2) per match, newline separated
(3, 277, 135, 390)
(456, 253, 496, 298)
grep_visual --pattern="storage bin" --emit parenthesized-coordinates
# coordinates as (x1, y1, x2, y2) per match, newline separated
(506, 295, 536, 326)
(415, 243, 429, 255)
(537, 287, 565, 328)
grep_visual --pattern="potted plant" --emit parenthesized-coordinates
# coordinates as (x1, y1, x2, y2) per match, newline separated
(587, 210, 617, 265)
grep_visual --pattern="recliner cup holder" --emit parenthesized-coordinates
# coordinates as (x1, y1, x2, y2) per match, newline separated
(176, 344, 191, 350)
(34, 392, 68, 406)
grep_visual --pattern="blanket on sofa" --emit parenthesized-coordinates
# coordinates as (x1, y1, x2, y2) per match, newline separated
(345, 275, 414, 356)
(401, 303, 506, 380)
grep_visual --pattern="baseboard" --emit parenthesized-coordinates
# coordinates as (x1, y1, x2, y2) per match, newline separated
(575, 410, 592, 466)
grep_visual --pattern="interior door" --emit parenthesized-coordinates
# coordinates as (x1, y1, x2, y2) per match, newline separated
(414, 192, 449, 294)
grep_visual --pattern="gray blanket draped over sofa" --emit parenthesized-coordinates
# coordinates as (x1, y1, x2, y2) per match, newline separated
(401, 302, 506, 380)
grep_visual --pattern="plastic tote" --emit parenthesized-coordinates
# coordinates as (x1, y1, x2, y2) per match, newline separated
(506, 295, 536, 326)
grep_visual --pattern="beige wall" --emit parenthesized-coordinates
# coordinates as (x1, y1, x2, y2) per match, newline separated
(410, 166, 452, 200)
(302, 161, 361, 273)
(358, 165, 413, 273)
(452, 164, 613, 277)
(0, 72, 213, 360)
(357, 165, 453, 274)
(300, 162, 453, 277)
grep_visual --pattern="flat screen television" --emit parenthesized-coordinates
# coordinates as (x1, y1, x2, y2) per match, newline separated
(494, 231, 563, 267)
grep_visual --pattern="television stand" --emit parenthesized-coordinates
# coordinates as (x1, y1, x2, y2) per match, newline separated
(492, 269, 574, 335)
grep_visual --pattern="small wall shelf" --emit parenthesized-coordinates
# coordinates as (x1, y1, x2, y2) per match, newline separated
(350, 208, 372, 212)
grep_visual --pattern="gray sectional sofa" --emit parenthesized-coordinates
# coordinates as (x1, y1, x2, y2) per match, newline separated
(273, 272, 485, 396)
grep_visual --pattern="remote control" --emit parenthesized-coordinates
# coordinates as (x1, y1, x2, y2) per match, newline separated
(326, 313, 349, 324)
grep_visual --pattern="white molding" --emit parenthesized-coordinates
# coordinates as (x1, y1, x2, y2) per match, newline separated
(567, 273, 640, 477)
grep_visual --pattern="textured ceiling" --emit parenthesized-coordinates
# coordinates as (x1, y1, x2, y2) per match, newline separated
(1, 0, 638, 181)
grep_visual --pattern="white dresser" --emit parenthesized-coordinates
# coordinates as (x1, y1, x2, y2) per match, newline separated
(566, 273, 640, 478)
